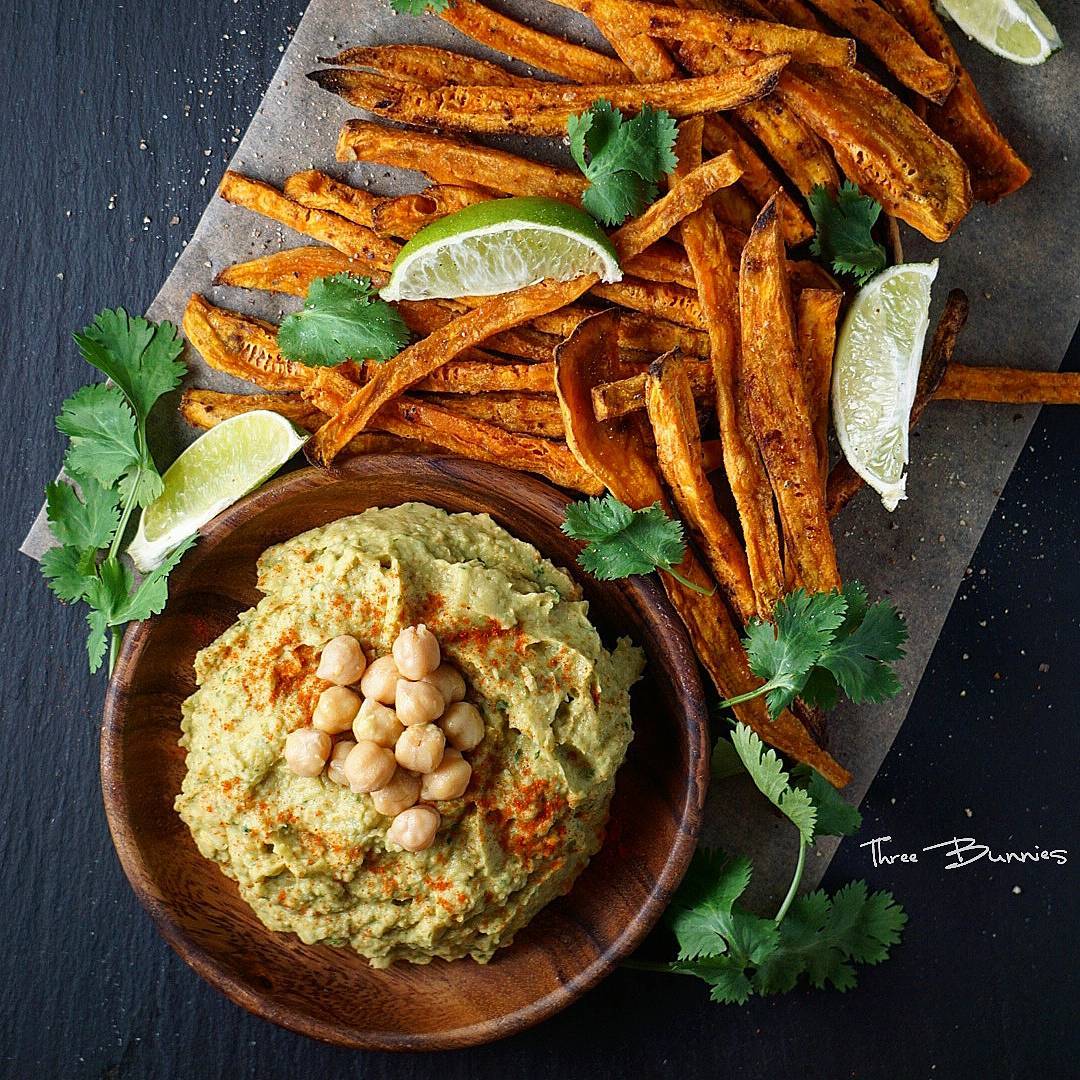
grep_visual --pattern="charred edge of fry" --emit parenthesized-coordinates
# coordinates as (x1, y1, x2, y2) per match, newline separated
(826, 289, 968, 519)
(320, 43, 533, 87)
(591, 364, 714, 421)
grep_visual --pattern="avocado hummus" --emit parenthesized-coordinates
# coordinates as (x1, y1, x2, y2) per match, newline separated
(176, 503, 644, 966)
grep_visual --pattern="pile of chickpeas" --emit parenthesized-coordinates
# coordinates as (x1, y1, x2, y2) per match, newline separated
(282, 624, 484, 853)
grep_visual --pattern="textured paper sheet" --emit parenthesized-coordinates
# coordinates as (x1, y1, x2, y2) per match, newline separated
(21, 0, 1080, 902)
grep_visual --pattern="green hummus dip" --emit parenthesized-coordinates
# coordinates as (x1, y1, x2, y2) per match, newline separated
(176, 503, 643, 966)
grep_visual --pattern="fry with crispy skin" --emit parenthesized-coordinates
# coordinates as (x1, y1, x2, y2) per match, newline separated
(321, 43, 532, 87)
(796, 288, 842, 492)
(802, 0, 956, 102)
(592, 361, 713, 421)
(554, 309, 850, 786)
(935, 366, 1080, 405)
(309, 60, 789, 137)
(215, 246, 359, 297)
(439, 0, 633, 84)
(740, 198, 840, 593)
(372, 186, 492, 240)
(536, 306, 711, 359)
(412, 361, 554, 395)
(826, 289, 967, 517)
(282, 170, 379, 227)
(417, 392, 565, 437)
(880, 0, 1030, 202)
(646, 354, 757, 622)
(337, 120, 588, 202)
(593, 279, 707, 330)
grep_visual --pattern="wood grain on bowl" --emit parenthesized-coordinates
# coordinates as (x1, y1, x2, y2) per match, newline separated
(101, 455, 709, 1051)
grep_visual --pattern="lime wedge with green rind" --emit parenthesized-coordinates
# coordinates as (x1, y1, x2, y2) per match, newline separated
(938, 0, 1061, 65)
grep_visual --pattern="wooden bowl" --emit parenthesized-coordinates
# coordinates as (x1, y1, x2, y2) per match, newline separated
(101, 455, 709, 1051)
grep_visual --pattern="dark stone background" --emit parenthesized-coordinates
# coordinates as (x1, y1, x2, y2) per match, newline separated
(1, 2, 1075, 1076)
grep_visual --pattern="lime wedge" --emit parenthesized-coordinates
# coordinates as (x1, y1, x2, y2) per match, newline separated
(127, 410, 307, 571)
(380, 195, 622, 301)
(938, 0, 1061, 65)
(832, 261, 938, 512)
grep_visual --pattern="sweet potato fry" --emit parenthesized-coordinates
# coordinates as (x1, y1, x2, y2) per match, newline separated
(537, 305, 711, 359)
(310, 59, 789, 137)
(337, 120, 588, 202)
(804, 0, 956, 102)
(417, 392, 565, 437)
(777, 65, 972, 242)
(553, 0, 854, 65)
(593, 279, 707, 331)
(879, 0, 1030, 202)
(826, 289, 967, 517)
(935, 366, 1080, 405)
(438, 0, 633, 84)
(282, 170, 379, 227)
(757, 0, 829, 30)
(739, 198, 840, 593)
(678, 122, 785, 617)
(218, 171, 401, 269)
(646, 354, 757, 622)
(412, 361, 554, 395)
(622, 243, 697, 290)
(592, 362, 713, 421)
(796, 288, 842, 492)
(372, 186, 491, 240)
(321, 43, 531, 87)
(215, 246, 359, 297)
(554, 310, 850, 786)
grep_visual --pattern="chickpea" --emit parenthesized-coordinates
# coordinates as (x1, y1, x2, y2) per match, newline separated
(316, 635, 367, 686)
(394, 723, 446, 774)
(284, 728, 331, 777)
(370, 767, 421, 816)
(395, 679, 444, 727)
(360, 655, 401, 705)
(312, 686, 362, 734)
(439, 701, 485, 752)
(326, 739, 356, 786)
(392, 623, 441, 680)
(420, 748, 472, 802)
(343, 740, 397, 794)
(352, 698, 404, 748)
(421, 663, 466, 705)
(386, 805, 441, 853)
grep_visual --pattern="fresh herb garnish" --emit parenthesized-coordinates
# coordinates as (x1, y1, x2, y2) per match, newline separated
(808, 181, 888, 285)
(562, 494, 713, 595)
(277, 273, 410, 367)
(389, 0, 449, 14)
(567, 101, 678, 227)
(40, 310, 194, 674)
(720, 584, 907, 719)
(637, 723, 906, 1004)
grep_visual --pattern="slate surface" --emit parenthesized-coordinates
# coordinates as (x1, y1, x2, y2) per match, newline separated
(1, 0, 1076, 1076)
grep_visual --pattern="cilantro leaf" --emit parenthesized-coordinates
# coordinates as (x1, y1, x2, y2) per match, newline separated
(666, 849, 754, 960)
(73, 308, 185, 422)
(673, 954, 756, 1005)
(562, 494, 712, 594)
(278, 273, 410, 367)
(57, 384, 141, 490)
(731, 723, 817, 845)
(45, 475, 121, 552)
(41, 545, 97, 603)
(808, 181, 887, 286)
(568, 101, 678, 227)
(389, 0, 448, 13)
(86, 609, 110, 673)
(792, 765, 863, 838)
(112, 535, 196, 623)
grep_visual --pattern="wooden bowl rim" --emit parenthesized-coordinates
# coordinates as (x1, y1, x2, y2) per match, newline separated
(101, 455, 709, 1051)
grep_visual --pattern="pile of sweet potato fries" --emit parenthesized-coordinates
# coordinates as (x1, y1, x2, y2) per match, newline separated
(179, 0, 1078, 784)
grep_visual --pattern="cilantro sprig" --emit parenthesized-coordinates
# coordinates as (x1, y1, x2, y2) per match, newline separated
(567, 101, 678, 227)
(808, 181, 888, 285)
(277, 273, 410, 367)
(40, 310, 194, 675)
(720, 584, 907, 719)
(630, 723, 906, 1004)
(389, 0, 449, 13)
(562, 494, 714, 595)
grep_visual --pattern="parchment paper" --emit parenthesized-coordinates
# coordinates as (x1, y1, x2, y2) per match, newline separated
(20, 0, 1080, 903)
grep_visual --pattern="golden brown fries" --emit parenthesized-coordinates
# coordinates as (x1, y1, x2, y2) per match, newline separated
(677, 119, 785, 618)
(593, 279, 707, 331)
(554, 310, 850, 787)
(551, 0, 855, 66)
(880, 0, 1031, 202)
(826, 289, 968, 518)
(412, 361, 554, 395)
(322, 43, 532, 87)
(803, 0, 956, 102)
(310, 60, 790, 138)
(592, 362, 713, 422)
(215, 246, 359, 297)
(282, 170, 379, 227)
(372, 186, 491, 240)
(796, 288, 842, 493)
(623, 243, 697, 290)
(438, 0, 632, 84)
(777, 65, 972, 242)
(337, 120, 588, 203)
(218, 171, 400, 269)
(936, 366, 1080, 405)
(646, 354, 757, 622)
(417, 392, 565, 438)
(534, 306, 711, 359)
(739, 199, 840, 593)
